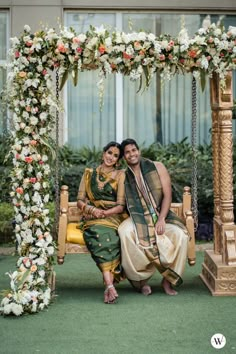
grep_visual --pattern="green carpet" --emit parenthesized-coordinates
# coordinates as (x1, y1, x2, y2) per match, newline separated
(0, 253, 235, 354)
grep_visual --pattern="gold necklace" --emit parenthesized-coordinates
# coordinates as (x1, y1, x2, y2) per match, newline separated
(96, 165, 114, 190)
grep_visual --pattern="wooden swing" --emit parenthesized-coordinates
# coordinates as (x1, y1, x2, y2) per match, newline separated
(55, 75, 198, 268)
(57, 185, 196, 265)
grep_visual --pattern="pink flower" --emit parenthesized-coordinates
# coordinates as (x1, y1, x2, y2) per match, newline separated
(42, 69, 47, 75)
(39, 160, 44, 165)
(57, 43, 67, 53)
(15, 51, 20, 58)
(25, 40, 33, 47)
(159, 54, 165, 61)
(29, 177, 37, 183)
(26, 106, 31, 112)
(30, 140, 37, 146)
(73, 37, 80, 44)
(76, 47, 82, 54)
(25, 156, 33, 163)
(16, 187, 24, 194)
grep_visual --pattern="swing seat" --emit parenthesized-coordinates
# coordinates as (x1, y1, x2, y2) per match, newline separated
(57, 185, 196, 266)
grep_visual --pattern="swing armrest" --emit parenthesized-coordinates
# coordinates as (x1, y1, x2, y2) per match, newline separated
(183, 186, 196, 266)
(57, 185, 69, 264)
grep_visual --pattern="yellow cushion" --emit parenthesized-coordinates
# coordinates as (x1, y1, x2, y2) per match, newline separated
(66, 223, 86, 245)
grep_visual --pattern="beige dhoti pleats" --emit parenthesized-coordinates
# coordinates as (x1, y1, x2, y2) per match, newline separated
(118, 217, 188, 285)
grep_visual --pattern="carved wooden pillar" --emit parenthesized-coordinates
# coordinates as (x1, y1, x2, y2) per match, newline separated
(210, 76, 221, 254)
(200, 71, 236, 295)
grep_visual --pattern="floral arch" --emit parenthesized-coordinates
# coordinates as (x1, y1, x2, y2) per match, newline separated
(0, 23, 236, 316)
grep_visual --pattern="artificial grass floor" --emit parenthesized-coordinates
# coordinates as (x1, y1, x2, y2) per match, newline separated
(0, 252, 236, 354)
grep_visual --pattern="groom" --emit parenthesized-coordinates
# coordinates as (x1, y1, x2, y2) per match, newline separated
(118, 138, 189, 296)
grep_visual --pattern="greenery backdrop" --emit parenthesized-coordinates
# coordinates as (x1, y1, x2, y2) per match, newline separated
(1, 134, 235, 243)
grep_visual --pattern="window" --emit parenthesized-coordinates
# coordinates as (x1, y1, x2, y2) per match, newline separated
(64, 11, 236, 149)
(0, 10, 9, 134)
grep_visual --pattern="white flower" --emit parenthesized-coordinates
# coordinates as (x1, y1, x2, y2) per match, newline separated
(77, 33, 87, 43)
(12, 303, 24, 316)
(10, 37, 20, 46)
(2, 303, 12, 315)
(33, 182, 41, 191)
(94, 25, 106, 36)
(148, 33, 156, 42)
(228, 26, 236, 36)
(47, 246, 54, 255)
(24, 25, 31, 33)
(105, 37, 112, 47)
(214, 28, 222, 36)
(137, 32, 146, 41)
(200, 56, 209, 70)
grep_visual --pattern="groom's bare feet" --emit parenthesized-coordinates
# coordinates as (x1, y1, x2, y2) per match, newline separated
(140, 280, 152, 296)
(162, 278, 178, 295)
(129, 279, 152, 295)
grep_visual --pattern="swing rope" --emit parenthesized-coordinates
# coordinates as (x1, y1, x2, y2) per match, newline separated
(191, 76, 198, 231)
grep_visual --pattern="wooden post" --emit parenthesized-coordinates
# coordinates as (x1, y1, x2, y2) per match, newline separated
(200, 71, 236, 295)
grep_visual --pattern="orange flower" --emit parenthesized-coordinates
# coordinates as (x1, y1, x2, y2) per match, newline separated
(98, 44, 106, 54)
(30, 265, 37, 272)
(139, 49, 146, 56)
(16, 187, 24, 194)
(18, 71, 27, 78)
(123, 52, 132, 60)
(188, 50, 197, 58)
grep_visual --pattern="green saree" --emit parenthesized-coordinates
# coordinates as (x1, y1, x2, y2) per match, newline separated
(77, 168, 127, 281)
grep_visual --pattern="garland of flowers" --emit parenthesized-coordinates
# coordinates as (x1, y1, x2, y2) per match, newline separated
(0, 22, 236, 316)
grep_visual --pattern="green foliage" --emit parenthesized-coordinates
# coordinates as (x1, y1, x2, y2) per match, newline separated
(2, 138, 236, 243)
(0, 134, 13, 203)
(0, 202, 14, 244)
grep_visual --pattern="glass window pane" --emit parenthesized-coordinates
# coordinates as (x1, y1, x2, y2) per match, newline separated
(65, 11, 236, 148)
(0, 12, 8, 60)
(65, 12, 116, 149)
(0, 67, 7, 133)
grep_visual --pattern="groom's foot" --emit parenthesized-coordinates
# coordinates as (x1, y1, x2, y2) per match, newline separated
(128, 279, 152, 295)
(162, 278, 178, 295)
(140, 284, 152, 296)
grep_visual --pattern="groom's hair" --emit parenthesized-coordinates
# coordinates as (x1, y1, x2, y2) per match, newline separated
(120, 138, 139, 152)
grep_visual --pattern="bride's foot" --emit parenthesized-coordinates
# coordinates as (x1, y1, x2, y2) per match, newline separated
(104, 288, 109, 303)
(104, 285, 118, 304)
(161, 278, 178, 296)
